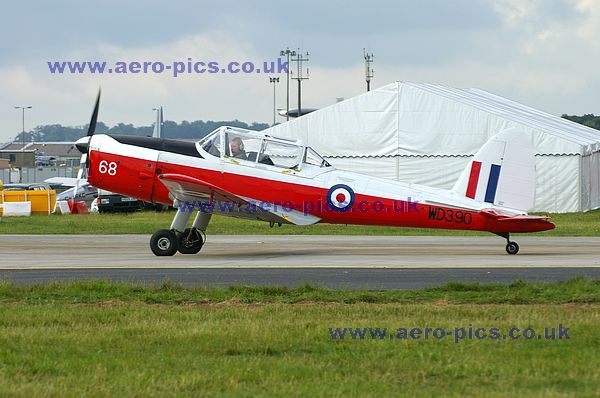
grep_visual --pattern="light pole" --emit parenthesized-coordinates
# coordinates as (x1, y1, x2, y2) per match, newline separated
(280, 47, 296, 121)
(269, 77, 279, 126)
(364, 49, 374, 92)
(291, 49, 309, 117)
(14, 106, 32, 150)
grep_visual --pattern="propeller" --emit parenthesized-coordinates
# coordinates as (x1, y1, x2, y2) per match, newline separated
(88, 87, 101, 136)
(71, 88, 101, 211)
(75, 88, 101, 154)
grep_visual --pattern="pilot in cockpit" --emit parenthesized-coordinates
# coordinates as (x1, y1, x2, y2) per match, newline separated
(229, 137, 247, 160)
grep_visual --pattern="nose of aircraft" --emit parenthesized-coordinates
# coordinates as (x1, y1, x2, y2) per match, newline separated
(75, 136, 91, 154)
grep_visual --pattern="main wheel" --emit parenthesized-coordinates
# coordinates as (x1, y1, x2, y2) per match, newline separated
(506, 241, 519, 255)
(150, 229, 178, 256)
(178, 228, 204, 254)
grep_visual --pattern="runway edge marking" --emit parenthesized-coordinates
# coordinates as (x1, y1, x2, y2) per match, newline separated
(1, 265, 600, 270)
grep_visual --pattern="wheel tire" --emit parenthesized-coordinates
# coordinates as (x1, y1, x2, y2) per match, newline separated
(178, 228, 203, 254)
(506, 241, 519, 255)
(150, 229, 178, 256)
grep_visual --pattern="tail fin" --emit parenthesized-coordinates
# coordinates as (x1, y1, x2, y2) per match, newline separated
(452, 128, 535, 212)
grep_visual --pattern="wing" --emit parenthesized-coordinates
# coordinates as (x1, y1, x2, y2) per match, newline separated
(158, 173, 321, 226)
(159, 173, 246, 204)
(44, 177, 81, 187)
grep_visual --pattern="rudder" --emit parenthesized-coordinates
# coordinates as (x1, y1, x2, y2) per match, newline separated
(452, 128, 535, 212)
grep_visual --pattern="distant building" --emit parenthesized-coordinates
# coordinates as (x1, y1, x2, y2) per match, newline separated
(0, 150, 36, 168)
(0, 142, 26, 150)
(0, 142, 80, 167)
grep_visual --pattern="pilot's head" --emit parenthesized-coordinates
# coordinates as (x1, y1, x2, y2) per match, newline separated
(230, 137, 244, 156)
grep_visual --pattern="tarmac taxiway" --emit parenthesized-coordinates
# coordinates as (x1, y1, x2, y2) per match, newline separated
(1, 235, 599, 289)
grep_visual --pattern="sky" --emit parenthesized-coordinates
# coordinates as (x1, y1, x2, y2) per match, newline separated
(0, 0, 599, 142)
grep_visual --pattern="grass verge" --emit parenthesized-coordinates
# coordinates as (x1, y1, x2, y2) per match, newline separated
(1, 277, 600, 304)
(0, 208, 599, 235)
(0, 279, 599, 397)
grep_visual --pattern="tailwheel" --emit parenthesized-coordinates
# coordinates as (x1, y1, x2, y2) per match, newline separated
(150, 229, 178, 256)
(178, 228, 204, 254)
(505, 241, 519, 255)
(494, 232, 520, 255)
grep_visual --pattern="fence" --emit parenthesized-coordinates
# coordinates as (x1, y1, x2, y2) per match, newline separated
(1, 166, 78, 184)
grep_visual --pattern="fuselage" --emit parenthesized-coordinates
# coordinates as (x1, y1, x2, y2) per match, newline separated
(86, 133, 554, 234)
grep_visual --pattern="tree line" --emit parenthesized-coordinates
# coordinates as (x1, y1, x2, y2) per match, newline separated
(561, 114, 600, 130)
(12, 114, 600, 143)
(14, 119, 271, 142)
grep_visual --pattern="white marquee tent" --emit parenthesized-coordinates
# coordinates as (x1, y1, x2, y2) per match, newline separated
(265, 82, 600, 213)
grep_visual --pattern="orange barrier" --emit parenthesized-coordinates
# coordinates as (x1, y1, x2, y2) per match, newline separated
(69, 200, 89, 214)
(0, 190, 56, 216)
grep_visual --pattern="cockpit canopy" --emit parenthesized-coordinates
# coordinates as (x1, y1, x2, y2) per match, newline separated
(198, 126, 332, 170)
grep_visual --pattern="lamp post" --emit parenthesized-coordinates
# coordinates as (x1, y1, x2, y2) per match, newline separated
(364, 49, 374, 92)
(14, 106, 32, 150)
(269, 77, 279, 126)
(280, 48, 296, 121)
(291, 49, 309, 117)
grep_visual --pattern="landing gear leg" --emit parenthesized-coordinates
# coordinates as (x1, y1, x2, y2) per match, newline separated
(495, 232, 519, 255)
(192, 211, 212, 232)
(170, 207, 193, 232)
(149, 207, 192, 256)
(178, 212, 212, 255)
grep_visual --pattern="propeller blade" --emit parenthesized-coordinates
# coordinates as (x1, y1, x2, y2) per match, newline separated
(84, 88, 101, 170)
(87, 88, 101, 137)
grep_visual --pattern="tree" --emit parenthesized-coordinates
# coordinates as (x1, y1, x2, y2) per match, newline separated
(561, 114, 600, 130)
(13, 119, 271, 142)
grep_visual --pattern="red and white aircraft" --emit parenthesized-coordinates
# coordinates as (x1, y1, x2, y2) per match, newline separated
(76, 91, 554, 256)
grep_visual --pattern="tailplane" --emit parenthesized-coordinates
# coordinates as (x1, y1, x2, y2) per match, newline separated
(452, 128, 535, 212)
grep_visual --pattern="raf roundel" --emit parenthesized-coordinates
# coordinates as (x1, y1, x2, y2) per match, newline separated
(326, 184, 355, 212)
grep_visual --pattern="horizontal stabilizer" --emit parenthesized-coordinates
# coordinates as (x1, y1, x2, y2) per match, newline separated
(480, 208, 549, 221)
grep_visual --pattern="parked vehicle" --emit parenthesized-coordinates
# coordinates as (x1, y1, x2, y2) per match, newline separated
(97, 191, 169, 213)
(97, 189, 142, 213)
(2, 183, 51, 191)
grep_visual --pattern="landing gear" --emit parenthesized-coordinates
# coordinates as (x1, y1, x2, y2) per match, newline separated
(150, 207, 212, 256)
(178, 228, 204, 254)
(505, 241, 519, 255)
(150, 229, 178, 256)
(495, 232, 519, 255)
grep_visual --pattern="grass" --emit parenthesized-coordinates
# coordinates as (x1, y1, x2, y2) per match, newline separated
(0, 208, 599, 235)
(1, 277, 600, 305)
(0, 279, 599, 397)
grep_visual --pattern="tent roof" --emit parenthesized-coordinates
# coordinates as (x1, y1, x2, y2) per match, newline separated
(404, 82, 600, 148)
(266, 81, 600, 157)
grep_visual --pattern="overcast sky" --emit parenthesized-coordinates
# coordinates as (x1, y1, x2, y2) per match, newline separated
(0, 0, 598, 142)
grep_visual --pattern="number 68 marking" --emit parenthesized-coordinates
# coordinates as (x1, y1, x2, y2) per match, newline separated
(98, 160, 118, 176)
